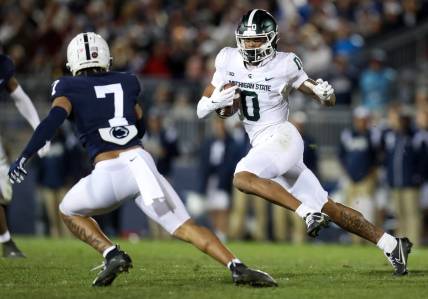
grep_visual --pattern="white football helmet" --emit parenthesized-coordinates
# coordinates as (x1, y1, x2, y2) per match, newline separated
(66, 32, 111, 76)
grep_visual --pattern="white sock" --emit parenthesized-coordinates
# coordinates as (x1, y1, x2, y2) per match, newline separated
(376, 233, 397, 254)
(295, 204, 314, 219)
(102, 245, 117, 258)
(0, 231, 11, 243)
(227, 258, 242, 270)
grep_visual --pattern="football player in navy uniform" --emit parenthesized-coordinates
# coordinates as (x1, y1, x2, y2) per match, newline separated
(8, 32, 277, 287)
(0, 54, 50, 257)
(197, 9, 412, 275)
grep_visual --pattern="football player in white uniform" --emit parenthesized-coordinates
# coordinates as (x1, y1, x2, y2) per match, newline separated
(197, 9, 412, 276)
(0, 54, 50, 258)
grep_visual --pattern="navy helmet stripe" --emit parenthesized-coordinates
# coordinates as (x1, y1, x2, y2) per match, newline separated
(83, 33, 90, 60)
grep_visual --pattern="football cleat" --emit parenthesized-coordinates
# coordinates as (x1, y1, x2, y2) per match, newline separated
(384, 237, 413, 276)
(92, 248, 133, 287)
(304, 212, 331, 238)
(230, 262, 278, 287)
(2, 240, 26, 258)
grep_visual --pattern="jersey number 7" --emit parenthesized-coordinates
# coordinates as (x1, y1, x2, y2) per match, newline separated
(95, 83, 138, 145)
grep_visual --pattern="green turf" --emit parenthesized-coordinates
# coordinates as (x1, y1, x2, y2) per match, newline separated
(0, 238, 426, 299)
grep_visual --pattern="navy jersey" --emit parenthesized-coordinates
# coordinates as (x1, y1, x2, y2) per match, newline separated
(51, 71, 142, 160)
(0, 54, 15, 91)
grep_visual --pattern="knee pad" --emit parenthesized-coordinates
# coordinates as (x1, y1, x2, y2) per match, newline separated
(289, 169, 328, 211)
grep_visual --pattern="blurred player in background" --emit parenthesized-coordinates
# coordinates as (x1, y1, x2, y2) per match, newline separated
(0, 54, 50, 257)
(197, 9, 412, 275)
(8, 32, 276, 287)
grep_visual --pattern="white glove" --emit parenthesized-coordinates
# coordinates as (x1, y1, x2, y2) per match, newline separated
(0, 164, 12, 204)
(37, 141, 51, 158)
(197, 85, 238, 119)
(210, 85, 238, 109)
(313, 79, 335, 105)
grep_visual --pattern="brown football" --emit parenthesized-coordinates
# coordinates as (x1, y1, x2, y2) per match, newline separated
(215, 83, 241, 119)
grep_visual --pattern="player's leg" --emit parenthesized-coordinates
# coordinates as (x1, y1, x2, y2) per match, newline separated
(0, 146, 25, 257)
(59, 160, 136, 286)
(233, 122, 329, 236)
(0, 205, 25, 258)
(132, 149, 277, 287)
(322, 198, 412, 275)
(279, 160, 412, 276)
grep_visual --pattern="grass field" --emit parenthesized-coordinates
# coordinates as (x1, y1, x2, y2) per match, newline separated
(0, 238, 427, 299)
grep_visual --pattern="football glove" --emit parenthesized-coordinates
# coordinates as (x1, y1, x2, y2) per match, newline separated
(313, 79, 335, 106)
(8, 156, 28, 184)
(209, 85, 238, 109)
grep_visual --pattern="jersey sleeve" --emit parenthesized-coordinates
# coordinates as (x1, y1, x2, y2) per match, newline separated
(211, 47, 229, 88)
(0, 55, 16, 90)
(50, 78, 69, 101)
(287, 54, 309, 90)
(131, 74, 142, 98)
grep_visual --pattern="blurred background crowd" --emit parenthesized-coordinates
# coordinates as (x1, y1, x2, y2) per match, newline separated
(1, 0, 428, 245)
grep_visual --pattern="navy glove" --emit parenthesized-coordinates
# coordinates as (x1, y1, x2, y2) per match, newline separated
(8, 157, 28, 184)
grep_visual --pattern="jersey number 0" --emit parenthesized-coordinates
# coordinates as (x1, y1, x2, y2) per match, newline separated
(241, 90, 260, 121)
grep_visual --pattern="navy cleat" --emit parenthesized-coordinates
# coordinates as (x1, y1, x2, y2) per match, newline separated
(92, 247, 133, 287)
(230, 262, 278, 287)
(304, 212, 331, 238)
(2, 240, 25, 258)
(385, 237, 412, 276)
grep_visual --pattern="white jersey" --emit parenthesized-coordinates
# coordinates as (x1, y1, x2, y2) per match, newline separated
(211, 47, 308, 144)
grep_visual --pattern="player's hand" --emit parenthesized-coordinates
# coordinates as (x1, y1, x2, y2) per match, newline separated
(313, 79, 335, 106)
(209, 85, 238, 109)
(0, 165, 12, 204)
(8, 157, 28, 184)
(37, 141, 51, 158)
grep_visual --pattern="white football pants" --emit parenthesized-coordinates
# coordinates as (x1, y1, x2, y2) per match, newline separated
(235, 121, 328, 211)
(59, 148, 190, 234)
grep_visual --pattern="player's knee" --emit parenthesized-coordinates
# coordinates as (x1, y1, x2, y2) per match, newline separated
(173, 219, 195, 241)
(233, 171, 256, 193)
(59, 201, 71, 217)
(59, 198, 81, 218)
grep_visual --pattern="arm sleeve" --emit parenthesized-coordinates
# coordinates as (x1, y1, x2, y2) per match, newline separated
(10, 85, 41, 129)
(0, 55, 15, 89)
(211, 48, 229, 88)
(288, 54, 309, 90)
(21, 107, 68, 159)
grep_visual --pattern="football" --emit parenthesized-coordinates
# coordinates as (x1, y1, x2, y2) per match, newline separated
(215, 83, 241, 119)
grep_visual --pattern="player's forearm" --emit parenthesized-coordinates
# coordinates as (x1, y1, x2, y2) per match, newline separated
(197, 96, 215, 119)
(10, 84, 41, 129)
(20, 107, 67, 159)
